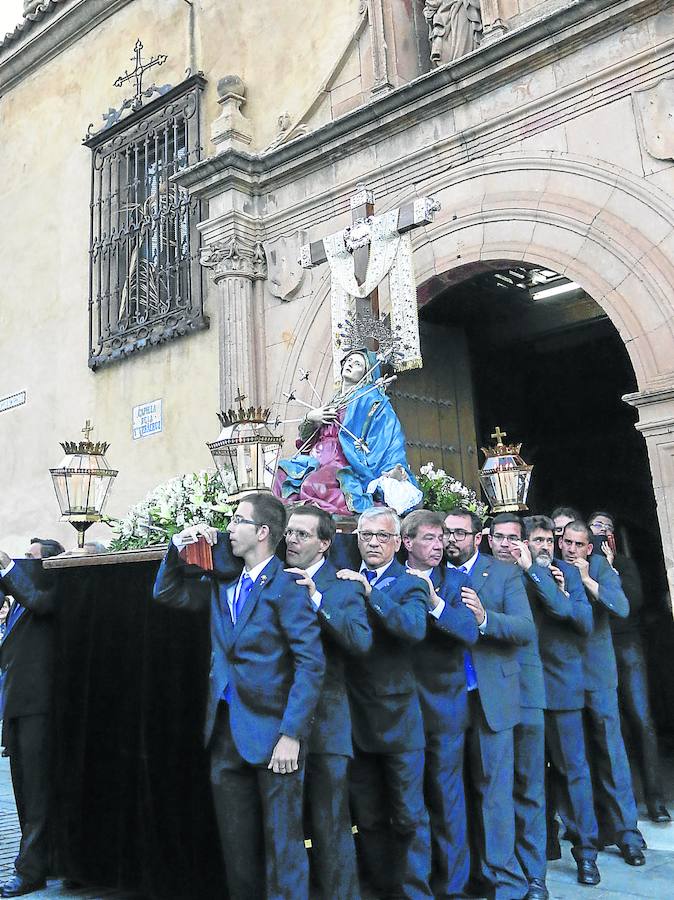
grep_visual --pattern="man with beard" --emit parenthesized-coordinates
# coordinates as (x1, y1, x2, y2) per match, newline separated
(520, 516, 599, 886)
(338, 506, 432, 899)
(559, 520, 645, 868)
(401, 509, 478, 899)
(443, 507, 534, 900)
(485, 514, 548, 900)
(283, 505, 372, 900)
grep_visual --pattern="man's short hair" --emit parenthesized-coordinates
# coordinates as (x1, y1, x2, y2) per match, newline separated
(289, 505, 335, 543)
(550, 506, 582, 522)
(29, 538, 65, 559)
(588, 510, 614, 526)
(358, 506, 401, 536)
(400, 509, 445, 539)
(443, 506, 482, 535)
(244, 493, 287, 547)
(523, 515, 555, 538)
(489, 513, 522, 537)
(563, 520, 592, 542)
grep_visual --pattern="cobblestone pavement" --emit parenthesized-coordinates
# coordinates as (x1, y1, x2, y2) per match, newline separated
(1, 754, 674, 899)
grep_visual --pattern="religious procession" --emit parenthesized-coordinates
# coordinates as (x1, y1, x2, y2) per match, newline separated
(2, 2, 674, 900)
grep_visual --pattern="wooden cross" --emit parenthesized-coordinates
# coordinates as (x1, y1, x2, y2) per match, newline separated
(491, 426, 507, 445)
(299, 184, 440, 352)
(82, 420, 94, 442)
(234, 388, 247, 406)
(114, 39, 168, 111)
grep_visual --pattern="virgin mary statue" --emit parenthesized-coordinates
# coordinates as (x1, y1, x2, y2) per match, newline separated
(273, 349, 422, 515)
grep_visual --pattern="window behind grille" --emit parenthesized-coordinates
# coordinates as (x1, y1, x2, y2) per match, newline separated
(85, 75, 208, 369)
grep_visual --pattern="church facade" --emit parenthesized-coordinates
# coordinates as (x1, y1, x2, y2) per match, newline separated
(2, 0, 674, 601)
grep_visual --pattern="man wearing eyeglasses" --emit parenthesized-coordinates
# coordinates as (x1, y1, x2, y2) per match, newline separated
(337, 506, 433, 899)
(558, 521, 645, 868)
(401, 509, 478, 899)
(483, 513, 551, 900)
(283, 505, 372, 900)
(443, 507, 534, 900)
(588, 511, 670, 824)
(153, 493, 325, 900)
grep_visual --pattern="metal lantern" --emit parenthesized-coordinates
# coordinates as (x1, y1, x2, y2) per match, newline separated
(49, 420, 118, 548)
(207, 394, 283, 499)
(479, 426, 533, 513)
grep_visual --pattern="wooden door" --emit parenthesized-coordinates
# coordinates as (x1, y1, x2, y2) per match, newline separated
(390, 321, 480, 491)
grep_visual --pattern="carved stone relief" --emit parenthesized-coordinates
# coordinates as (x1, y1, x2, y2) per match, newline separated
(633, 77, 674, 162)
(422, 0, 483, 65)
(264, 231, 309, 301)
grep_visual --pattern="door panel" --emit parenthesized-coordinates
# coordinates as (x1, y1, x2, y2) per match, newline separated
(390, 321, 479, 490)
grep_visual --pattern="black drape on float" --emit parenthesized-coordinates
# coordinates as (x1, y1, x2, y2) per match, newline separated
(50, 559, 227, 900)
(47, 535, 363, 899)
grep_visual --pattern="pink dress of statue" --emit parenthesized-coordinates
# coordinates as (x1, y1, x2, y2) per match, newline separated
(272, 410, 351, 515)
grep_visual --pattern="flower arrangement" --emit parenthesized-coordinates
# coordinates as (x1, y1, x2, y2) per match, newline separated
(418, 462, 489, 520)
(107, 470, 235, 551)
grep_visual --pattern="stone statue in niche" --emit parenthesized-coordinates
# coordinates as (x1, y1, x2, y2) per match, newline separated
(422, 0, 483, 65)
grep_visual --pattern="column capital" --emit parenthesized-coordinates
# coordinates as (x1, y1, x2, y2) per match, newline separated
(200, 233, 267, 283)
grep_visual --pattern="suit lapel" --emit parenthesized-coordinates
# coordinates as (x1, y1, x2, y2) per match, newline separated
(229, 556, 280, 645)
(468, 554, 491, 597)
(313, 559, 335, 594)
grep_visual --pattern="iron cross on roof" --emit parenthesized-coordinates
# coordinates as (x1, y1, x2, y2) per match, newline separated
(298, 184, 440, 352)
(114, 39, 168, 111)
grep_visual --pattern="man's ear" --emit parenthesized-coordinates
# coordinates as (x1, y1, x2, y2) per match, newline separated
(402, 535, 412, 551)
(586, 542, 593, 555)
(475, 531, 483, 548)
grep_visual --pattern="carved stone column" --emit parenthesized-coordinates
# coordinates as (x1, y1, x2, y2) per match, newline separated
(201, 235, 267, 412)
(624, 386, 674, 611)
(480, 0, 509, 46)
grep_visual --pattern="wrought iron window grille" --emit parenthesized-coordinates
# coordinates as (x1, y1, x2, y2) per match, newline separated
(84, 72, 208, 369)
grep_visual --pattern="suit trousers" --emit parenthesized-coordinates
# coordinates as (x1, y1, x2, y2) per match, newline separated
(424, 728, 469, 899)
(465, 693, 528, 900)
(350, 746, 432, 899)
(615, 635, 664, 805)
(4, 714, 50, 883)
(513, 707, 547, 883)
(305, 752, 360, 900)
(209, 704, 309, 900)
(545, 708, 598, 860)
(584, 688, 641, 848)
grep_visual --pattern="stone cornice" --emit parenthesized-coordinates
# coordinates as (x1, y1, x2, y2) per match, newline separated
(0, 0, 134, 95)
(175, 0, 670, 199)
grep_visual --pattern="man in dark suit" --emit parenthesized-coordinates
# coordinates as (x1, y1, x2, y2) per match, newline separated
(520, 516, 600, 886)
(443, 507, 534, 900)
(153, 493, 325, 900)
(588, 511, 670, 823)
(283, 505, 372, 900)
(0, 537, 64, 898)
(339, 506, 433, 899)
(401, 509, 478, 899)
(559, 520, 645, 867)
(485, 513, 549, 900)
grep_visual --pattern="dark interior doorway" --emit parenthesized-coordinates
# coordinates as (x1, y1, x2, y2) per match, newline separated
(418, 261, 674, 745)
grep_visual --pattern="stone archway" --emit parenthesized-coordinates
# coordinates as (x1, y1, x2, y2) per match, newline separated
(276, 151, 674, 596)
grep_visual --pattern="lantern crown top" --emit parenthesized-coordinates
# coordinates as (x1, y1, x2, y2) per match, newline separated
(481, 425, 524, 459)
(217, 390, 273, 428)
(60, 420, 110, 456)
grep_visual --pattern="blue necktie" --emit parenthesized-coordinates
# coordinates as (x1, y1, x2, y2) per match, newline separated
(364, 569, 378, 585)
(232, 573, 254, 624)
(223, 573, 254, 703)
(4, 601, 25, 635)
(456, 565, 479, 691)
